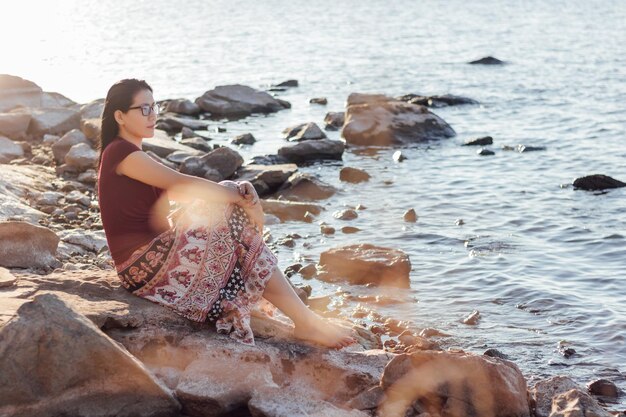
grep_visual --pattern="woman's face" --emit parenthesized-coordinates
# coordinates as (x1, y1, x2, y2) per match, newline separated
(114, 88, 157, 139)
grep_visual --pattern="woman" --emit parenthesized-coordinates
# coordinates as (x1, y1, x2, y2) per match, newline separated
(96, 78, 357, 349)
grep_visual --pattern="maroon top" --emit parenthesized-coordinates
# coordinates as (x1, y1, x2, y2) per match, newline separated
(97, 136, 170, 267)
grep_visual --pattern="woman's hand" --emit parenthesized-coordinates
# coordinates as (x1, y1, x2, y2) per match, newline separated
(236, 181, 260, 206)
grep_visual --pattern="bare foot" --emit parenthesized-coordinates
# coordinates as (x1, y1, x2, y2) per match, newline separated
(293, 314, 358, 349)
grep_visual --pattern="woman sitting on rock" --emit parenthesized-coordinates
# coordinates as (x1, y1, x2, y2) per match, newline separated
(95, 78, 356, 349)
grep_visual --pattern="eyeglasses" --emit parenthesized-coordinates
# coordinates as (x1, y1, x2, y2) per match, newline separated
(128, 102, 160, 117)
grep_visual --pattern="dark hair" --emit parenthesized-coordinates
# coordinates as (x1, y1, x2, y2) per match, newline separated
(95, 78, 153, 171)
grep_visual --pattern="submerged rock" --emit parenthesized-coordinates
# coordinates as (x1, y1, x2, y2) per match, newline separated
(324, 111, 345, 131)
(469, 56, 505, 65)
(340, 166, 371, 183)
(573, 174, 626, 191)
(195, 84, 290, 117)
(234, 163, 298, 196)
(283, 122, 327, 141)
(278, 138, 344, 164)
(396, 93, 479, 108)
(260, 199, 324, 222)
(463, 136, 493, 146)
(273, 172, 336, 201)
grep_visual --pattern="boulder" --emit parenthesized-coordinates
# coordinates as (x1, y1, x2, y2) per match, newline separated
(0, 135, 25, 163)
(469, 56, 505, 65)
(80, 118, 101, 142)
(51, 128, 90, 163)
(531, 376, 583, 417)
(396, 93, 479, 108)
(79, 99, 105, 119)
(0, 221, 59, 268)
(0, 164, 54, 224)
(261, 199, 324, 222)
(0, 74, 43, 111)
(179, 146, 243, 182)
(0, 293, 181, 417)
(573, 174, 626, 191)
(0, 111, 31, 139)
(27, 107, 81, 136)
(277, 138, 344, 164)
(156, 114, 210, 132)
(377, 350, 530, 417)
(340, 167, 370, 183)
(342, 93, 455, 146)
(274, 172, 336, 201)
(234, 163, 298, 196)
(318, 244, 411, 288)
(324, 111, 345, 131)
(65, 142, 98, 171)
(142, 129, 202, 158)
(41, 91, 76, 107)
(550, 388, 613, 417)
(164, 98, 201, 116)
(283, 122, 327, 141)
(195, 84, 290, 117)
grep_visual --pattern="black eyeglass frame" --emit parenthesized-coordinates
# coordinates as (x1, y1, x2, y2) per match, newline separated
(128, 103, 160, 117)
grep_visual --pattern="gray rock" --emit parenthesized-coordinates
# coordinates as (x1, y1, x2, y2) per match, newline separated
(195, 84, 290, 117)
(51, 128, 90, 163)
(397, 93, 479, 108)
(309, 97, 328, 105)
(57, 229, 108, 253)
(165, 150, 198, 164)
(342, 93, 455, 146)
(469, 56, 505, 65)
(0, 136, 25, 163)
(65, 142, 98, 171)
(234, 163, 298, 196)
(80, 118, 101, 143)
(283, 122, 327, 141)
(573, 174, 626, 191)
(531, 376, 581, 417)
(27, 107, 81, 136)
(35, 191, 65, 206)
(0, 111, 31, 139)
(278, 138, 344, 164)
(79, 99, 105, 119)
(324, 111, 345, 131)
(0, 293, 181, 417)
(179, 146, 243, 181)
(274, 172, 336, 201)
(156, 114, 210, 132)
(0, 221, 59, 268)
(77, 169, 97, 184)
(41, 91, 76, 108)
(231, 132, 256, 145)
(64, 190, 91, 206)
(180, 136, 212, 152)
(142, 129, 202, 158)
(463, 136, 493, 146)
(274, 79, 298, 87)
(0, 74, 43, 112)
(478, 148, 495, 156)
(164, 98, 201, 116)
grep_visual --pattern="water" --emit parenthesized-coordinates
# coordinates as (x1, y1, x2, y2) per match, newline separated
(3, 0, 625, 407)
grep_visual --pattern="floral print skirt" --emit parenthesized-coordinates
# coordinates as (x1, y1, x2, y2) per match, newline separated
(115, 199, 278, 346)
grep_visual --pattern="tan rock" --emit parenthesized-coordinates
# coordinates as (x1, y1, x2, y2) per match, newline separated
(260, 199, 324, 222)
(0, 221, 59, 268)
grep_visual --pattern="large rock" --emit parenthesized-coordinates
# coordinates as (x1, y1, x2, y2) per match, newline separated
(234, 163, 298, 196)
(27, 107, 82, 136)
(65, 142, 98, 171)
(396, 93, 479, 108)
(0, 135, 25, 163)
(195, 84, 290, 117)
(573, 174, 626, 191)
(79, 99, 105, 119)
(318, 244, 411, 288)
(142, 129, 203, 158)
(0, 164, 54, 224)
(179, 146, 243, 181)
(0, 221, 59, 268)
(0, 74, 43, 111)
(80, 118, 101, 142)
(530, 376, 583, 417)
(51, 128, 90, 163)
(261, 199, 324, 222)
(0, 111, 31, 139)
(377, 350, 530, 417)
(42, 91, 76, 108)
(273, 172, 336, 201)
(549, 388, 613, 417)
(156, 114, 210, 132)
(164, 98, 201, 116)
(342, 93, 456, 146)
(277, 138, 344, 164)
(0, 293, 181, 417)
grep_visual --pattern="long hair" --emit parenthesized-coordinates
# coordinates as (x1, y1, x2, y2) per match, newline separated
(95, 78, 153, 172)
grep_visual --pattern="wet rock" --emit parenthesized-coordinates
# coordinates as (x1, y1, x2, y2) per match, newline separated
(51, 129, 90, 164)
(195, 84, 289, 117)
(587, 379, 619, 398)
(484, 348, 509, 360)
(341, 226, 360, 234)
(333, 209, 358, 220)
(26, 107, 81, 136)
(455, 218, 465, 226)
(517, 144, 546, 153)
(310, 97, 328, 105)
(318, 244, 411, 288)
(342, 93, 455, 146)
(419, 328, 449, 338)
(303, 211, 316, 223)
(573, 174, 626, 191)
(340, 166, 370, 183)
(179, 137, 212, 153)
(324, 111, 345, 131)
(469, 56, 505, 65)
(234, 163, 298, 196)
(65, 142, 98, 171)
(180, 126, 195, 139)
(378, 351, 529, 417)
(156, 114, 210, 132)
(463, 136, 493, 146)
(0, 111, 31, 140)
(80, 118, 101, 143)
(278, 138, 344, 164)
(551, 388, 613, 417)
(0, 221, 59, 268)
(0, 74, 43, 111)
(164, 98, 201, 116)
(274, 79, 298, 87)
(274, 172, 336, 202)
(0, 293, 181, 417)
(462, 310, 481, 325)
(398, 331, 440, 351)
(231, 132, 256, 145)
(397, 93, 479, 108)
(478, 148, 495, 156)
(531, 376, 580, 417)
(393, 150, 407, 162)
(247, 154, 291, 165)
(283, 122, 327, 142)
(0, 136, 25, 163)
(179, 146, 243, 182)
(260, 199, 323, 222)
(143, 129, 203, 158)
(403, 209, 418, 222)
(320, 224, 336, 235)
(560, 347, 576, 358)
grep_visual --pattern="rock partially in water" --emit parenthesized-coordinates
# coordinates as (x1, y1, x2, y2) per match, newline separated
(573, 174, 626, 191)
(340, 166, 371, 183)
(403, 208, 418, 222)
(179, 136, 212, 153)
(278, 138, 345, 164)
(274, 79, 298, 88)
(531, 376, 581, 417)
(195, 84, 290, 117)
(463, 135, 493, 146)
(179, 146, 243, 182)
(234, 163, 298, 196)
(0, 221, 60, 268)
(333, 209, 358, 220)
(274, 172, 336, 202)
(0, 293, 181, 417)
(324, 111, 345, 131)
(283, 122, 327, 141)
(397, 93, 479, 108)
(231, 132, 256, 145)
(551, 388, 614, 417)
(587, 379, 620, 398)
(260, 199, 324, 222)
(393, 150, 407, 162)
(469, 56, 506, 65)
(378, 350, 530, 417)
(310, 97, 328, 105)
(156, 114, 210, 133)
(163, 98, 201, 116)
(478, 148, 495, 156)
(462, 309, 481, 325)
(342, 93, 455, 146)
(318, 244, 411, 288)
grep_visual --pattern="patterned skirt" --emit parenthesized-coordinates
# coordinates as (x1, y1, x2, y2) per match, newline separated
(115, 199, 279, 346)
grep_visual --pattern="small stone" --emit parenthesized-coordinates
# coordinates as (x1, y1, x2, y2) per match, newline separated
(478, 148, 495, 156)
(455, 218, 465, 226)
(231, 133, 256, 145)
(403, 209, 417, 222)
(561, 347, 576, 358)
(299, 263, 318, 279)
(341, 226, 360, 234)
(303, 211, 315, 223)
(309, 97, 327, 105)
(333, 209, 358, 221)
(587, 379, 619, 398)
(462, 310, 480, 325)
(463, 136, 493, 146)
(215, 126, 226, 133)
(393, 150, 406, 162)
(483, 348, 509, 359)
(320, 225, 335, 235)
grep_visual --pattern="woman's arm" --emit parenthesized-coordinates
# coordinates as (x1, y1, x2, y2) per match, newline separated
(116, 150, 244, 205)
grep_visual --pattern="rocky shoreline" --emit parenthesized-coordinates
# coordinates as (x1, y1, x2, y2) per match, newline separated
(0, 73, 624, 416)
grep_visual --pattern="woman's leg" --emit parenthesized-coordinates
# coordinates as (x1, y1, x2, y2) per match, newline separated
(261, 266, 357, 349)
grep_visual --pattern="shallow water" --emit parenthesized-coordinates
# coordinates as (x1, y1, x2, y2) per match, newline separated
(3, 0, 625, 406)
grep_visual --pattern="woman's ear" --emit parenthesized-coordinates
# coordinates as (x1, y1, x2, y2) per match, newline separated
(113, 109, 124, 125)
